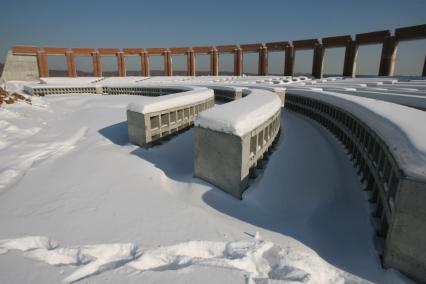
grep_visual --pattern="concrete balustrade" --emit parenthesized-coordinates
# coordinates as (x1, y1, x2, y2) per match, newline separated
(194, 89, 282, 199)
(285, 89, 426, 282)
(2, 24, 425, 81)
(127, 87, 214, 147)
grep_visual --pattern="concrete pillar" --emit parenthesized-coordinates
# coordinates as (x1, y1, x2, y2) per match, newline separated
(92, 52, 102, 77)
(284, 45, 294, 76)
(312, 44, 324, 78)
(66, 51, 77, 77)
(188, 50, 195, 76)
(343, 41, 357, 77)
(36, 51, 49, 77)
(164, 51, 172, 76)
(234, 48, 243, 76)
(117, 52, 126, 77)
(211, 49, 219, 76)
(259, 47, 268, 75)
(379, 36, 398, 76)
(142, 52, 150, 76)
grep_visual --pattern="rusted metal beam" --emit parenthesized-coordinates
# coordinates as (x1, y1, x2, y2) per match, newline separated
(355, 30, 390, 44)
(43, 47, 68, 55)
(265, 41, 290, 51)
(98, 48, 120, 55)
(72, 48, 95, 55)
(395, 24, 426, 41)
(240, 43, 262, 52)
(146, 48, 166, 55)
(12, 45, 39, 55)
(293, 39, 320, 49)
(216, 45, 237, 53)
(192, 46, 213, 54)
(322, 35, 352, 48)
(123, 48, 144, 55)
(169, 47, 190, 55)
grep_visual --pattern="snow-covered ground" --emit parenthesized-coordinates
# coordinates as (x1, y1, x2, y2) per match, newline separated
(0, 78, 416, 283)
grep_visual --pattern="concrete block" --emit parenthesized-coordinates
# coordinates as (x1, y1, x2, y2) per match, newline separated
(1, 51, 39, 82)
(194, 110, 280, 199)
(127, 94, 214, 147)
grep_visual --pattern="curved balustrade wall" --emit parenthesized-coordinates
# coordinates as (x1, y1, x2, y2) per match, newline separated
(285, 91, 426, 282)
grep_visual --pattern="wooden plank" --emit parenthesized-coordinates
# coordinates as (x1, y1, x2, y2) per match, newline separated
(12, 45, 39, 55)
(322, 35, 352, 48)
(355, 30, 390, 44)
(395, 24, 426, 41)
(292, 39, 320, 49)
(265, 41, 290, 51)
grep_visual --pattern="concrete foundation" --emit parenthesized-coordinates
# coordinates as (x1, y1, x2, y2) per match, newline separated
(1, 51, 39, 81)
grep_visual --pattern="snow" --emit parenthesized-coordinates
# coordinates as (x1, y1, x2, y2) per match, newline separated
(0, 234, 367, 284)
(195, 90, 282, 136)
(126, 87, 214, 114)
(0, 78, 416, 283)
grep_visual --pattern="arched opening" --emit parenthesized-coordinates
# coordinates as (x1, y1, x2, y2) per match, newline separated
(355, 44, 382, 76)
(100, 56, 119, 77)
(394, 39, 426, 76)
(242, 52, 258, 75)
(323, 47, 345, 77)
(195, 54, 210, 76)
(267, 51, 285, 75)
(46, 55, 68, 77)
(74, 56, 94, 77)
(219, 53, 234, 75)
(293, 49, 313, 76)
(149, 55, 165, 76)
(124, 56, 142, 76)
(172, 55, 187, 76)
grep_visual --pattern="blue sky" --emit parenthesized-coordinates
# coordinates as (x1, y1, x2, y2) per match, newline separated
(0, 0, 425, 75)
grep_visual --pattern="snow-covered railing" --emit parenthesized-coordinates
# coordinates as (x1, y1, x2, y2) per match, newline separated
(103, 86, 185, 96)
(24, 84, 186, 97)
(202, 85, 245, 101)
(285, 89, 426, 282)
(25, 84, 103, 96)
(194, 89, 281, 199)
(127, 87, 214, 146)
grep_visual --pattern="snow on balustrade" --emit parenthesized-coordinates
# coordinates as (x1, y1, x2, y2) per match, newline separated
(195, 89, 281, 136)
